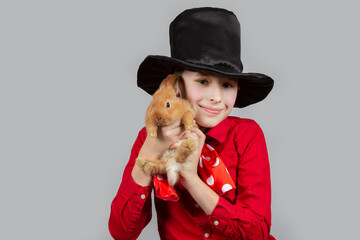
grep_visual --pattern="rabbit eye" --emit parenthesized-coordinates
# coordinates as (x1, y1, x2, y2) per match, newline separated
(166, 102, 170, 108)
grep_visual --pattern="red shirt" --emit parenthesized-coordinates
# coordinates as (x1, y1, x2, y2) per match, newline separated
(109, 116, 275, 240)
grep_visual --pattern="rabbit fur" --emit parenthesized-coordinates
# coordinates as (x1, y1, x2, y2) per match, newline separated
(135, 74, 196, 186)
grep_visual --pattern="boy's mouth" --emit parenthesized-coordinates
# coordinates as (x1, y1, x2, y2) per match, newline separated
(199, 105, 223, 115)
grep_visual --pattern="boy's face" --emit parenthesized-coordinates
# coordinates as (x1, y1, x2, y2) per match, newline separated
(179, 70, 238, 128)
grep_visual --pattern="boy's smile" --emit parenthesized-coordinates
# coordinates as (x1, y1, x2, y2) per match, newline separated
(199, 104, 224, 115)
(179, 70, 238, 129)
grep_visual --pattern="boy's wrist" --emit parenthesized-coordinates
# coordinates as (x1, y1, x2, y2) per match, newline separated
(181, 173, 201, 189)
(139, 135, 166, 159)
(131, 164, 152, 187)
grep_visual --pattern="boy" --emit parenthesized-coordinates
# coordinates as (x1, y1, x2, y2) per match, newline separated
(109, 7, 275, 240)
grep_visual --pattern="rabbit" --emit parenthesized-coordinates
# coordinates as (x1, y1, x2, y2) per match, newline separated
(136, 74, 196, 186)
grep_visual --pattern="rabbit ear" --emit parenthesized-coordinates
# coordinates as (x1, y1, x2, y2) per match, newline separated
(159, 74, 179, 91)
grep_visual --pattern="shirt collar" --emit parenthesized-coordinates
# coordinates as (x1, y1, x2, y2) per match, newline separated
(205, 117, 231, 144)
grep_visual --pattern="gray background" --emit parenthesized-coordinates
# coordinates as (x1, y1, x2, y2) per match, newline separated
(1, 0, 359, 239)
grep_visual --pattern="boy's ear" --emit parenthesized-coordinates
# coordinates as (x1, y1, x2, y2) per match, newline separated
(175, 87, 181, 98)
(175, 76, 185, 98)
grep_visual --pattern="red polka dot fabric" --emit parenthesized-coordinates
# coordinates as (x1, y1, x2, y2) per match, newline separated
(153, 143, 236, 201)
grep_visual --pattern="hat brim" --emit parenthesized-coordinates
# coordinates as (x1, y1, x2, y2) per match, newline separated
(137, 55, 274, 108)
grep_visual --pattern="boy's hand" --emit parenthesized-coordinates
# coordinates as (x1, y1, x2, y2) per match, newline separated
(139, 120, 184, 160)
(133, 120, 184, 186)
(158, 120, 184, 149)
(179, 127, 206, 186)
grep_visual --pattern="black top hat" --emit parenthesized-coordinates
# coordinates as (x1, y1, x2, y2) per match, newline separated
(137, 7, 274, 108)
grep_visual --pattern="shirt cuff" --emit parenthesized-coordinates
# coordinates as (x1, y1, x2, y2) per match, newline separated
(207, 196, 258, 237)
(206, 197, 233, 231)
(119, 175, 153, 205)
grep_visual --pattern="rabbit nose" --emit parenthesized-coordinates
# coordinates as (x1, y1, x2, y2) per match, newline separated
(155, 115, 163, 122)
(155, 116, 166, 126)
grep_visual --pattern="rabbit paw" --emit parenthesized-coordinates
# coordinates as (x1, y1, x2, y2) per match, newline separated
(135, 158, 152, 174)
(185, 124, 193, 131)
(175, 138, 196, 163)
(181, 138, 196, 152)
(136, 158, 167, 175)
(135, 158, 146, 169)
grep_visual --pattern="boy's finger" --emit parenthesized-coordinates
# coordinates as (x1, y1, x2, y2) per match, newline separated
(169, 141, 181, 149)
(191, 127, 205, 140)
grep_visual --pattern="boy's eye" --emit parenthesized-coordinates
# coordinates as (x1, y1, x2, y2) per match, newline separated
(223, 82, 234, 88)
(198, 79, 208, 85)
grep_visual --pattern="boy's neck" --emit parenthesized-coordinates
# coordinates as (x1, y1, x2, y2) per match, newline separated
(199, 126, 209, 133)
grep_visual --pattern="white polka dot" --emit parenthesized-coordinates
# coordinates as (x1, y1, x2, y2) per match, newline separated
(206, 175, 214, 185)
(156, 174, 163, 180)
(212, 157, 219, 167)
(203, 155, 211, 161)
(222, 184, 232, 193)
(206, 144, 215, 151)
(199, 157, 204, 168)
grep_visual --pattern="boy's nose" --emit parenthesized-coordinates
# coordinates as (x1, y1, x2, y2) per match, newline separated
(209, 85, 222, 103)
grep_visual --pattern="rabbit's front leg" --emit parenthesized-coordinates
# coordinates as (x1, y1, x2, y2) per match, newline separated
(146, 122, 158, 138)
(182, 110, 194, 131)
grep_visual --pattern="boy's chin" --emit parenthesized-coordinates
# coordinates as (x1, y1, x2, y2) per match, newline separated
(195, 116, 226, 129)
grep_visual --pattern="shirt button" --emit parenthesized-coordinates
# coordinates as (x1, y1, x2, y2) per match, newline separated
(204, 232, 210, 238)
(214, 220, 219, 226)
(140, 194, 146, 199)
(194, 203, 199, 208)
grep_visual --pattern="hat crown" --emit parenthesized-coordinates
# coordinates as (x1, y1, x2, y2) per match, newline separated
(169, 7, 243, 72)
(137, 7, 274, 108)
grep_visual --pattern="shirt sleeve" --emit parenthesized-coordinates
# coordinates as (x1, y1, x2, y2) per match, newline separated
(207, 122, 273, 240)
(108, 128, 153, 240)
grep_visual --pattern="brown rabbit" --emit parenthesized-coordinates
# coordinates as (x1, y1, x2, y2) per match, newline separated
(136, 74, 196, 186)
